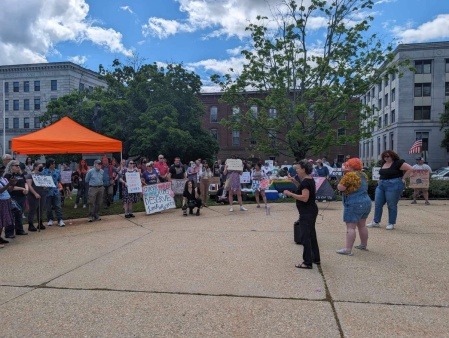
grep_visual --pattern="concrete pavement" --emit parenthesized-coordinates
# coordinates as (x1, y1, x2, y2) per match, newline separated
(1, 200, 448, 337)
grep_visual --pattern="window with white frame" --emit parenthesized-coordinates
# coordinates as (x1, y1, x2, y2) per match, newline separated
(210, 106, 218, 123)
(232, 106, 240, 121)
(13, 117, 19, 129)
(250, 105, 258, 119)
(232, 130, 240, 146)
(268, 108, 277, 118)
(34, 117, 40, 129)
(24, 117, 30, 129)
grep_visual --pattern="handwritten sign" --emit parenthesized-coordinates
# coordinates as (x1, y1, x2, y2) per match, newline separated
(240, 172, 251, 184)
(225, 159, 243, 171)
(61, 170, 73, 184)
(31, 174, 56, 188)
(372, 167, 380, 181)
(143, 182, 176, 214)
(125, 171, 142, 193)
(171, 179, 187, 195)
(409, 169, 430, 189)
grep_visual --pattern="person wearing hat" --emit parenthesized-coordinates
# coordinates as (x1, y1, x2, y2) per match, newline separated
(85, 160, 104, 222)
(141, 161, 160, 186)
(411, 157, 432, 205)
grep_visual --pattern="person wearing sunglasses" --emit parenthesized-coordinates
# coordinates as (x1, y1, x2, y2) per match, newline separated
(119, 160, 139, 218)
(367, 150, 413, 230)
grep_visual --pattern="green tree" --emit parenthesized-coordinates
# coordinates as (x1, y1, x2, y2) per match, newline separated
(440, 101, 449, 150)
(42, 60, 218, 161)
(212, 0, 397, 160)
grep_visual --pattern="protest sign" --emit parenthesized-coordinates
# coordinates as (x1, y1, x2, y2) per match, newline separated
(32, 174, 56, 188)
(143, 182, 176, 214)
(61, 170, 73, 184)
(240, 172, 251, 184)
(409, 169, 430, 189)
(225, 159, 243, 171)
(125, 171, 142, 193)
(372, 167, 381, 181)
(171, 179, 187, 195)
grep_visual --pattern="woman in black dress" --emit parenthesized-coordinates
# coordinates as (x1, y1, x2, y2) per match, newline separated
(284, 159, 321, 269)
(182, 180, 202, 216)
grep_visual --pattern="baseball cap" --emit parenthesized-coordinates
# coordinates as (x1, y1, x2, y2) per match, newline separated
(94, 159, 102, 165)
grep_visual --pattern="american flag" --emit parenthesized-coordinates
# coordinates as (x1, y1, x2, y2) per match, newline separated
(409, 139, 422, 154)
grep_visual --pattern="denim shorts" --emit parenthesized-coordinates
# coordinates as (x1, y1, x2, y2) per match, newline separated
(343, 198, 371, 223)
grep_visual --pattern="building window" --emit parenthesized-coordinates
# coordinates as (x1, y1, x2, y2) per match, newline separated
(210, 128, 218, 140)
(268, 129, 277, 146)
(414, 106, 431, 120)
(367, 91, 370, 102)
(378, 116, 382, 129)
(384, 113, 388, 126)
(445, 59, 449, 73)
(34, 80, 40, 91)
(5, 100, 9, 111)
(250, 105, 258, 119)
(391, 88, 396, 102)
(383, 134, 387, 152)
(24, 99, 30, 111)
(79, 82, 85, 91)
(24, 81, 30, 92)
(34, 97, 41, 110)
(34, 117, 41, 129)
(371, 87, 375, 98)
(377, 82, 382, 94)
(378, 98, 382, 109)
(390, 132, 394, 150)
(415, 60, 432, 74)
(391, 72, 396, 81)
(445, 82, 449, 96)
(24, 117, 30, 129)
(337, 128, 346, 137)
(414, 83, 431, 97)
(13, 117, 19, 129)
(88, 86, 93, 93)
(4, 118, 9, 129)
(269, 108, 277, 118)
(384, 76, 389, 87)
(377, 136, 381, 156)
(4, 82, 8, 93)
(210, 106, 218, 123)
(384, 93, 388, 107)
(13, 100, 19, 111)
(416, 132, 429, 151)
(391, 110, 396, 124)
(51, 80, 57, 91)
(13, 82, 19, 92)
(232, 130, 240, 146)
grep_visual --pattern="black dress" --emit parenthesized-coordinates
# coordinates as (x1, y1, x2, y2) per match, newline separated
(183, 188, 202, 213)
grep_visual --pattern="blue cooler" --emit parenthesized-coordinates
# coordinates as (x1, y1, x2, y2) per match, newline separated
(265, 190, 279, 201)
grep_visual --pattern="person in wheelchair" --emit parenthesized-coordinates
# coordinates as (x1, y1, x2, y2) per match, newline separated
(182, 180, 202, 216)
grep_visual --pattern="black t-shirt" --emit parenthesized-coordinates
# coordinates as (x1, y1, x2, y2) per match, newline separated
(4, 173, 26, 199)
(379, 159, 405, 180)
(183, 187, 200, 201)
(296, 178, 318, 215)
(169, 164, 186, 179)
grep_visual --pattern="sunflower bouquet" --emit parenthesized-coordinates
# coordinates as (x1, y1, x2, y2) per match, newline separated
(340, 171, 364, 195)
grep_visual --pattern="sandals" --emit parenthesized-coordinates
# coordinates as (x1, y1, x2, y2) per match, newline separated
(354, 244, 368, 251)
(295, 262, 312, 269)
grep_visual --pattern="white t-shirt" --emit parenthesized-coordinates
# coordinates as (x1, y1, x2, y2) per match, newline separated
(413, 163, 432, 171)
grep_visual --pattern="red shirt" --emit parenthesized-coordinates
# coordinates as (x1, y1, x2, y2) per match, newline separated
(154, 161, 169, 176)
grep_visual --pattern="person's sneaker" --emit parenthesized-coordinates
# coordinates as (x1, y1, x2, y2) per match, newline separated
(47, 220, 53, 226)
(411, 200, 417, 204)
(336, 248, 353, 256)
(28, 224, 37, 232)
(74, 204, 78, 209)
(240, 206, 248, 211)
(58, 220, 65, 227)
(386, 223, 395, 230)
(425, 201, 430, 205)
(354, 244, 368, 251)
(367, 221, 380, 228)
(229, 207, 234, 212)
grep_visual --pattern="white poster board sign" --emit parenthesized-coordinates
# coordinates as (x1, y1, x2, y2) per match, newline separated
(225, 159, 243, 171)
(61, 170, 73, 184)
(143, 182, 176, 214)
(409, 170, 430, 189)
(125, 171, 142, 193)
(264, 160, 274, 171)
(372, 167, 381, 181)
(31, 174, 56, 188)
(171, 179, 187, 195)
(240, 171, 251, 184)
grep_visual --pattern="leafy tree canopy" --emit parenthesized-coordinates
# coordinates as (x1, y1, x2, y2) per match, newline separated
(42, 59, 219, 162)
(212, 0, 399, 160)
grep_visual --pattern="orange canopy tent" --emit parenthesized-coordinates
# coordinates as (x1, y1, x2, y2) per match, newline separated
(11, 117, 122, 154)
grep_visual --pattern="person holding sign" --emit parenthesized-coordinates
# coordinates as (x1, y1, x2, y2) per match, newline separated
(182, 180, 202, 216)
(411, 157, 431, 205)
(85, 160, 104, 222)
(224, 159, 247, 212)
(251, 162, 269, 209)
(43, 159, 65, 227)
(119, 160, 140, 218)
(26, 162, 48, 231)
(367, 150, 413, 230)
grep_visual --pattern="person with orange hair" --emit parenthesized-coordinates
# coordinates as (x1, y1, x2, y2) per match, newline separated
(336, 157, 372, 255)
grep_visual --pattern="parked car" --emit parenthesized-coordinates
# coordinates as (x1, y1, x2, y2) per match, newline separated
(432, 166, 449, 175)
(431, 167, 449, 180)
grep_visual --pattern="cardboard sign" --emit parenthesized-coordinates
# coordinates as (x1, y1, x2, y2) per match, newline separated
(143, 182, 176, 214)
(171, 179, 187, 195)
(61, 170, 73, 184)
(125, 171, 142, 193)
(372, 167, 381, 181)
(225, 159, 243, 171)
(31, 174, 56, 188)
(240, 172, 251, 184)
(409, 169, 430, 189)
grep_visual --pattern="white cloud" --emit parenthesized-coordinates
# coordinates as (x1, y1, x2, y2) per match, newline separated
(120, 5, 134, 14)
(187, 56, 246, 76)
(68, 55, 88, 65)
(142, 18, 195, 39)
(0, 0, 132, 65)
(393, 14, 449, 43)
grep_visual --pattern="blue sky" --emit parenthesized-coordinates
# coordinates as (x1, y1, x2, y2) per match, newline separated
(0, 0, 448, 91)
